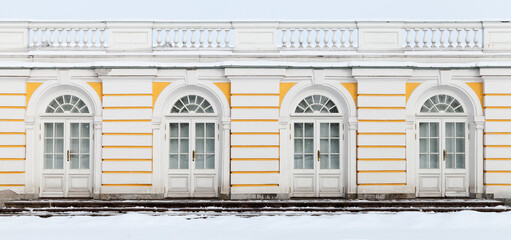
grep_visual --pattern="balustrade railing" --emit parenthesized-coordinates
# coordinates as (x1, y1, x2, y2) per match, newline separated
(2, 21, 501, 52)
(29, 22, 107, 49)
(278, 23, 358, 50)
(402, 22, 483, 50)
(152, 23, 233, 49)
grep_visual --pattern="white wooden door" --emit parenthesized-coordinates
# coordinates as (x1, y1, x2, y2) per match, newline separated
(167, 120, 218, 197)
(41, 120, 92, 197)
(291, 120, 343, 197)
(417, 119, 469, 197)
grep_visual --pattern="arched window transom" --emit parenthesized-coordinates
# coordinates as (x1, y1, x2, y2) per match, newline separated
(170, 95, 214, 114)
(295, 95, 338, 114)
(420, 94, 464, 113)
(45, 95, 89, 114)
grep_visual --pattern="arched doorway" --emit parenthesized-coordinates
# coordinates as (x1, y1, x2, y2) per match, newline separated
(164, 94, 220, 197)
(416, 93, 469, 197)
(39, 94, 94, 197)
(290, 94, 344, 197)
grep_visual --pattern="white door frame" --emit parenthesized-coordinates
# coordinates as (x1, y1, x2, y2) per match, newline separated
(416, 116, 470, 197)
(39, 117, 94, 198)
(163, 116, 219, 198)
(290, 116, 344, 197)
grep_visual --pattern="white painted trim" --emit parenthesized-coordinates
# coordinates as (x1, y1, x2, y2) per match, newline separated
(25, 80, 101, 197)
(152, 80, 230, 197)
(279, 80, 357, 197)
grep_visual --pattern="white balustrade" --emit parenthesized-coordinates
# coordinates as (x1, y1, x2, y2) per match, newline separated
(403, 23, 483, 50)
(278, 23, 357, 50)
(29, 23, 107, 49)
(152, 23, 233, 49)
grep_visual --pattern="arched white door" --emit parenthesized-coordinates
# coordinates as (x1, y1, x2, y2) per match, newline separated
(417, 94, 469, 197)
(164, 95, 219, 197)
(40, 95, 93, 197)
(291, 95, 344, 197)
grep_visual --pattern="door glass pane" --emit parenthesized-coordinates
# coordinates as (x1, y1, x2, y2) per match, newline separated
(206, 154, 215, 169)
(454, 123, 466, 169)
(70, 154, 79, 169)
(44, 123, 65, 170)
(54, 154, 64, 169)
(456, 154, 465, 169)
(294, 123, 303, 137)
(446, 123, 454, 137)
(196, 122, 215, 170)
(456, 123, 465, 137)
(331, 155, 340, 169)
(196, 155, 204, 169)
(169, 123, 190, 169)
(71, 123, 79, 137)
(320, 154, 329, 169)
(304, 154, 314, 169)
(446, 154, 454, 168)
(320, 123, 329, 137)
(55, 123, 64, 137)
(81, 123, 90, 137)
(71, 139, 79, 153)
(180, 154, 189, 169)
(418, 122, 439, 169)
(304, 123, 313, 137)
(331, 123, 340, 137)
(294, 154, 303, 169)
(80, 154, 90, 169)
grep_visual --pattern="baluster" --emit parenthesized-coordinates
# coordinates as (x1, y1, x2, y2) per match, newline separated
(405, 29, 412, 48)
(100, 29, 105, 48)
(332, 29, 338, 48)
(32, 29, 38, 48)
(156, 29, 162, 47)
(66, 28, 72, 47)
(290, 29, 296, 48)
(414, 29, 420, 48)
(83, 28, 89, 48)
(315, 29, 320, 48)
(448, 28, 455, 48)
(323, 29, 329, 48)
(182, 29, 188, 48)
(164, 29, 170, 47)
(216, 29, 222, 48)
(49, 28, 55, 47)
(307, 29, 312, 48)
(225, 29, 231, 47)
(349, 28, 355, 48)
(422, 28, 428, 48)
(74, 28, 80, 48)
(57, 29, 63, 48)
(473, 29, 480, 48)
(207, 29, 213, 48)
(199, 29, 205, 48)
(280, 29, 287, 48)
(431, 29, 437, 48)
(173, 29, 179, 48)
(41, 28, 48, 47)
(439, 28, 446, 48)
(191, 29, 197, 48)
(465, 28, 471, 48)
(298, 29, 304, 48)
(456, 28, 463, 48)
(91, 28, 97, 47)
(340, 29, 346, 48)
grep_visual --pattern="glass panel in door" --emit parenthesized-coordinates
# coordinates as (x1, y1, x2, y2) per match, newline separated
(44, 123, 64, 170)
(419, 122, 440, 169)
(70, 123, 90, 170)
(319, 123, 340, 169)
(169, 122, 189, 170)
(294, 122, 314, 169)
(195, 122, 215, 169)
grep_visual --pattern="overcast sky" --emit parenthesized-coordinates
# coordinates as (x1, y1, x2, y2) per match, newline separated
(1, 0, 510, 20)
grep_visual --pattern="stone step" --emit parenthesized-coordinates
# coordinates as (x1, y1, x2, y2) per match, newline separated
(2, 199, 509, 215)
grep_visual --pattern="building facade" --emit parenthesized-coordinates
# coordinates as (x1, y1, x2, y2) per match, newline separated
(0, 21, 510, 199)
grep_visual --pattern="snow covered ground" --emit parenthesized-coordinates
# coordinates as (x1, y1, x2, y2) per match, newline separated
(1, 211, 510, 240)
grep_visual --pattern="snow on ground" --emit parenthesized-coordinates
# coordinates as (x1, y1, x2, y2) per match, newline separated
(1, 211, 510, 240)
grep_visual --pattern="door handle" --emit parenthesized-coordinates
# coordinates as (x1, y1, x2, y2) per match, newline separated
(67, 150, 70, 162)
(317, 150, 320, 161)
(443, 149, 446, 161)
(192, 150, 195, 161)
